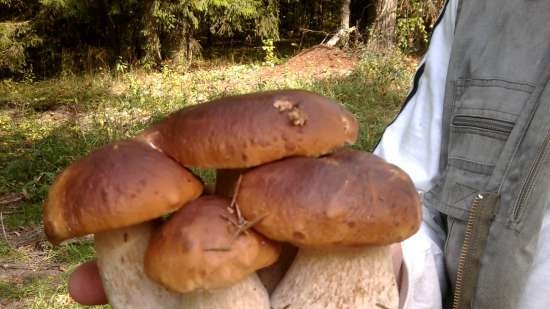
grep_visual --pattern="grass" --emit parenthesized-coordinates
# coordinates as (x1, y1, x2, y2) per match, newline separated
(0, 239, 25, 260)
(0, 48, 415, 308)
(0, 240, 106, 308)
(1, 272, 108, 309)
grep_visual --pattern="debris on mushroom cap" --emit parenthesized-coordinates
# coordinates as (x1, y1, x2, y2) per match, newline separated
(43, 139, 204, 245)
(287, 105, 307, 126)
(144, 196, 281, 293)
(272, 99, 308, 126)
(237, 149, 421, 248)
(273, 99, 294, 111)
(141, 89, 358, 169)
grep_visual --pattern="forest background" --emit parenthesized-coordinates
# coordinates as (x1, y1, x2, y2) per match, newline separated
(1, 0, 443, 308)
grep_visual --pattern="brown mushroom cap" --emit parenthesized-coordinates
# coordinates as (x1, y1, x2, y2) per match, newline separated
(144, 196, 281, 293)
(43, 140, 203, 244)
(141, 89, 358, 168)
(237, 149, 421, 248)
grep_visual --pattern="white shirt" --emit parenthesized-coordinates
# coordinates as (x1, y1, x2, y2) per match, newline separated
(373, 0, 550, 308)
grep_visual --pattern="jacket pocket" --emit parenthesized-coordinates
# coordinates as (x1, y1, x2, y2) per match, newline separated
(452, 115, 514, 139)
(449, 115, 514, 170)
(425, 78, 534, 221)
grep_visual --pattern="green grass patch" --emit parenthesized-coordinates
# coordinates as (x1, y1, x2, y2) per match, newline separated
(1, 240, 104, 308)
(48, 241, 96, 265)
(1, 274, 109, 309)
(0, 239, 26, 260)
(0, 76, 113, 112)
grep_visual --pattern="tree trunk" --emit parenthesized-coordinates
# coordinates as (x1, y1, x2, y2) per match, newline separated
(140, 0, 162, 67)
(339, 0, 351, 30)
(325, 0, 351, 47)
(371, 0, 398, 48)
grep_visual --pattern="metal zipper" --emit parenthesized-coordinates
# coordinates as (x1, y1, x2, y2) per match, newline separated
(452, 115, 514, 134)
(452, 193, 484, 309)
(511, 129, 550, 221)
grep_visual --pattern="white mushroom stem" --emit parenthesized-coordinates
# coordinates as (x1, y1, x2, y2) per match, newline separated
(180, 274, 270, 309)
(94, 222, 182, 309)
(271, 246, 399, 309)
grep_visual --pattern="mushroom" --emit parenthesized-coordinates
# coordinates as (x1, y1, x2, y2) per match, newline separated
(43, 140, 203, 308)
(237, 149, 422, 309)
(138, 89, 360, 293)
(43, 89, 360, 308)
(140, 89, 358, 169)
(144, 196, 281, 309)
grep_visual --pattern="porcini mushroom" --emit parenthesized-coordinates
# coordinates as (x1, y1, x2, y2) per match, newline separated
(144, 196, 281, 309)
(138, 89, 359, 293)
(237, 149, 421, 309)
(140, 89, 358, 168)
(43, 140, 203, 308)
(42, 89, 361, 308)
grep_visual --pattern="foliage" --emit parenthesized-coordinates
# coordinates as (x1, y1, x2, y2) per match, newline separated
(0, 21, 42, 75)
(205, 0, 279, 39)
(278, 0, 445, 54)
(396, 0, 444, 54)
(0, 0, 280, 77)
(279, 0, 344, 39)
(0, 0, 40, 19)
(261, 39, 279, 66)
(0, 272, 109, 308)
(0, 0, 447, 77)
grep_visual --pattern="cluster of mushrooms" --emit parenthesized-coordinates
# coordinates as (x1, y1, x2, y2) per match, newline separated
(43, 90, 421, 309)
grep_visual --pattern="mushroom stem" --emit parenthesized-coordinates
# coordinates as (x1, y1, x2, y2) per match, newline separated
(94, 222, 182, 309)
(180, 274, 270, 309)
(271, 246, 399, 309)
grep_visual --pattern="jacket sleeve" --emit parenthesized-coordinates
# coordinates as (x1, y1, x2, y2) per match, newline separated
(372, 0, 459, 308)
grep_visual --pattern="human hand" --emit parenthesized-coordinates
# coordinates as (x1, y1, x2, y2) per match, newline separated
(68, 260, 107, 305)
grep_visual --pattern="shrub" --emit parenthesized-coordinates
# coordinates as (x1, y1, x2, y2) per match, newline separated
(0, 21, 42, 76)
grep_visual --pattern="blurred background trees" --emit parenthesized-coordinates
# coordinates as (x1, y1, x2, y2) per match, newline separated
(0, 0, 443, 79)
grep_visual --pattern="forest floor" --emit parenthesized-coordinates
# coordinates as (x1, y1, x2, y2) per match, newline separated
(0, 45, 416, 308)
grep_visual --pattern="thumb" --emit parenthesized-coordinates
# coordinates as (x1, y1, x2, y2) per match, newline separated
(68, 260, 108, 305)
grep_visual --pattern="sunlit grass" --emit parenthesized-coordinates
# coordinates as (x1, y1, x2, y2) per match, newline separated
(1, 273, 109, 309)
